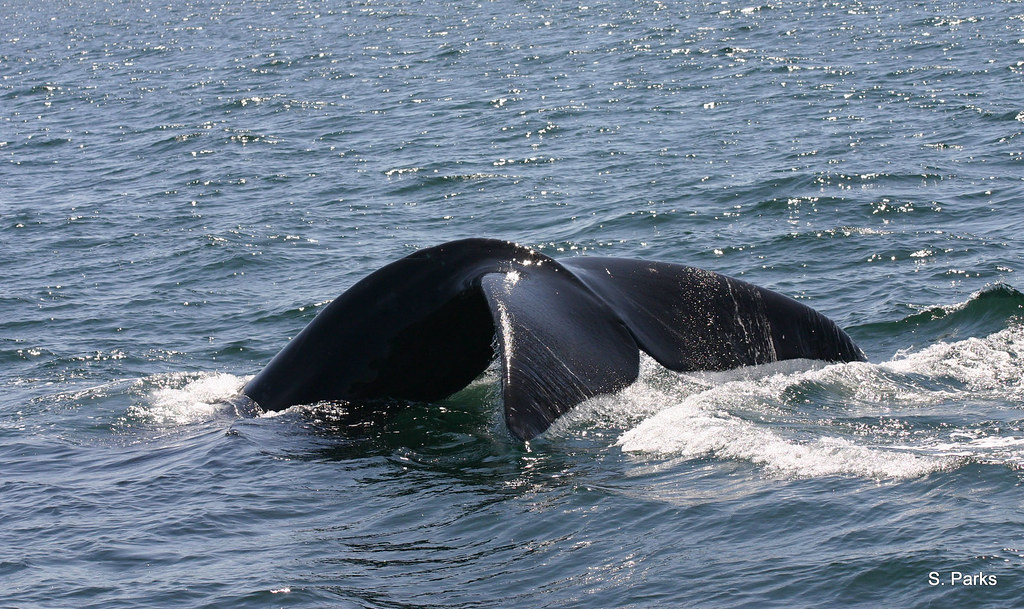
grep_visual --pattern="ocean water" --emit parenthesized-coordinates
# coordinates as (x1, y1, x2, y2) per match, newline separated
(3, 0, 1024, 606)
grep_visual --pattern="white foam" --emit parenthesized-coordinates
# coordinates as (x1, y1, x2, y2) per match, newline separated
(610, 326, 1024, 478)
(614, 367, 949, 479)
(883, 325, 1024, 398)
(130, 372, 247, 425)
(617, 406, 947, 479)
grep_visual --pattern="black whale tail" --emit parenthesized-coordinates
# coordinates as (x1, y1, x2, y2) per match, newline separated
(243, 239, 865, 440)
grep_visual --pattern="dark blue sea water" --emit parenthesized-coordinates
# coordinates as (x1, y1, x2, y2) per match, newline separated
(3, 0, 1024, 606)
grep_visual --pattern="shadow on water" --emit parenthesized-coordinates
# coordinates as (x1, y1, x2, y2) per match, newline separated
(226, 375, 627, 505)
(239, 381, 507, 453)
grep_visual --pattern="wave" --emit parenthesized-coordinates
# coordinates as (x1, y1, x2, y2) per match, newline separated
(853, 283, 1024, 350)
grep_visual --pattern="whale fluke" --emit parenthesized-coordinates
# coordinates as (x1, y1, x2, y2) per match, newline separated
(242, 239, 865, 440)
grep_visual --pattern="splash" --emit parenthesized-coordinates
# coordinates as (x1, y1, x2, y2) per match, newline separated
(884, 325, 1024, 399)
(610, 324, 1024, 479)
(613, 362, 950, 479)
(128, 372, 247, 425)
(616, 394, 947, 479)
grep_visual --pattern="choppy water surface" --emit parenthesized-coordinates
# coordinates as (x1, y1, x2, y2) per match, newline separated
(3, 0, 1024, 607)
